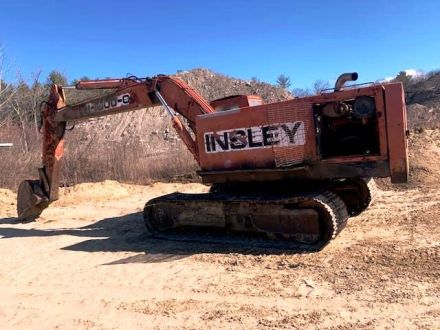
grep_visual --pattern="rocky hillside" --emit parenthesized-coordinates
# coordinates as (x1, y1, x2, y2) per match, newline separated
(406, 71, 440, 106)
(177, 68, 292, 103)
(405, 71, 440, 129)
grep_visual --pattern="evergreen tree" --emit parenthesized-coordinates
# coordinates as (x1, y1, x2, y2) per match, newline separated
(394, 71, 412, 88)
(45, 70, 68, 87)
(276, 74, 291, 89)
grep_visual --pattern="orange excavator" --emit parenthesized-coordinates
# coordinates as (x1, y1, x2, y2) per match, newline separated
(17, 72, 408, 249)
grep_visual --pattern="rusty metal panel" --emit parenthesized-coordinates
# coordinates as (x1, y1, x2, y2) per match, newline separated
(373, 87, 389, 158)
(196, 99, 315, 171)
(384, 82, 409, 183)
(199, 160, 390, 183)
(267, 99, 315, 167)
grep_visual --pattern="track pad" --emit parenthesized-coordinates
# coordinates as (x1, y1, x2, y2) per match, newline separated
(251, 208, 319, 242)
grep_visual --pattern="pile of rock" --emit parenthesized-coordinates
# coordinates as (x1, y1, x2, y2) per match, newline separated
(177, 68, 293, 103)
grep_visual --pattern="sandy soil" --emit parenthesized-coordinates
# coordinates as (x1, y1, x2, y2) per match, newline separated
(1, 130, 439, 329)
(1, 179, 439, 330)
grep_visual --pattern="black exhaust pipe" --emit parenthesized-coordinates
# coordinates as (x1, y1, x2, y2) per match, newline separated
(335, 72, 358, 91)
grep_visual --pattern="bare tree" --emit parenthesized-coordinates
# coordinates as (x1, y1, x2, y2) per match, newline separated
(313, 79, 330, 94)
(292, 88, 312, 97)
(0, 47, 48, 151)
(0, 44, 16, 123)
(29, 71, 45, 134)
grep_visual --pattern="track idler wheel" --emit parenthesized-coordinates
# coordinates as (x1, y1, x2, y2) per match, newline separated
(329, 178, 376, 217)
(143, 204, 174, 235)
(17, 180, 49, 221)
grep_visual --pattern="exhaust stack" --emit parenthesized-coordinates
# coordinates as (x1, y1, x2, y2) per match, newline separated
(335, 72, 358, 91)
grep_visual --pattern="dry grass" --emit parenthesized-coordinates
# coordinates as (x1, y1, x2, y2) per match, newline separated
(0, 124, 198, 191)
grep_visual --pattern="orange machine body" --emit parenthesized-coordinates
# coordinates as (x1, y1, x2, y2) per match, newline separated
(196, 82, 408, 184)
(16, 74, 409, 224)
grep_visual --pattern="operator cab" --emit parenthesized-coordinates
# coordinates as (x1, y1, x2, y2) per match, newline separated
(210, 95, 263, 112)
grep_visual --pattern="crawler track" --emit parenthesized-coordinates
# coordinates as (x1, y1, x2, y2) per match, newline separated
(144, 189, 348, 251)
(328, 177, 377, 216)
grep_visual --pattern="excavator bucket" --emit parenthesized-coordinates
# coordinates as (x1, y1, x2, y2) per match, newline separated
(17, 180, 49, 221)
(16, 84, 66, 221)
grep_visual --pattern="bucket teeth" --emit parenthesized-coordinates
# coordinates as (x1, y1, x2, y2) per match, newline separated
(17, 180, 49, 221)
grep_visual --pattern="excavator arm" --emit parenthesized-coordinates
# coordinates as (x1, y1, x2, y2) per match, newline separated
(17, 75, 214, 220)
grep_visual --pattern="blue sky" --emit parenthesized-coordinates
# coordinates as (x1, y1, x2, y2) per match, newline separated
(1, 0, 439, 88)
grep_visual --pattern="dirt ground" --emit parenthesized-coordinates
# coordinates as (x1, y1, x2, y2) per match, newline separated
(1, 131, 439, 329)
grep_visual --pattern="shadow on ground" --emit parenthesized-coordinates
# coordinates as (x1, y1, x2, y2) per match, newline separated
(0, 212, 315, 264)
